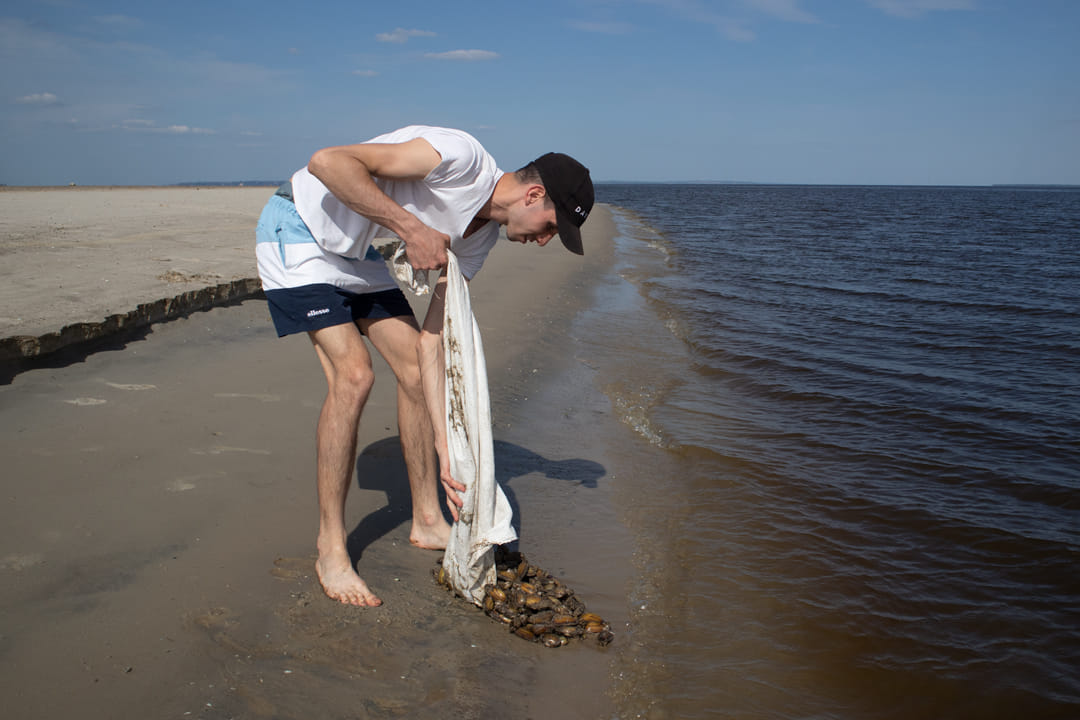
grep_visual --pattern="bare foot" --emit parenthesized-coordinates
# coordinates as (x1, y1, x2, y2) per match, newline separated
(410, 516, 452, 550)
(315, 553, 382, 607)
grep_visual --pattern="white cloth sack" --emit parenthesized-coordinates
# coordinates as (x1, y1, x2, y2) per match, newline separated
(390, 242, 431, 296)
(439, 251, 517, 605)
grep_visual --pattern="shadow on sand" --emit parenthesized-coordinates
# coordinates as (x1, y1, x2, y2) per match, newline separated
(345, 437, 605, 563)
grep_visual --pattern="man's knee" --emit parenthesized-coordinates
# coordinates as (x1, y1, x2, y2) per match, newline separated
(331, 361, 376, 401)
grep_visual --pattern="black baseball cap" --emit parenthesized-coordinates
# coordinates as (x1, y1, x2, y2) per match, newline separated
(532, 152, 593, 255)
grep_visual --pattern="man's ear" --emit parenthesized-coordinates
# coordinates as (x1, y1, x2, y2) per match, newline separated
(525, 184, 547, 205)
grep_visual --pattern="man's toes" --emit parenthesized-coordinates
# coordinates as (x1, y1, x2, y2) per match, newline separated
(355, 588, 382, 607)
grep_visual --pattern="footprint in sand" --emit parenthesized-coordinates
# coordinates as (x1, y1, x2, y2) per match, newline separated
(65, 397, 107, 406)
(270, 556, 314, 582)
(105, 381, 158, 391)
(214, 392, 281, 402)
(188, 606, 260, 657)
(190, 446, 271, 456)
(166, 470, 227, 492)
(1, 553, 44, 571)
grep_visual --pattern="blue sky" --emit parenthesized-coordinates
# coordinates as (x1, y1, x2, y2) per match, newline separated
(2, 0, 1077, 186)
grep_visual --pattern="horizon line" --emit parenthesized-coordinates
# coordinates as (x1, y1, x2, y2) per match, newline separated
(2, 181, 1078, 190)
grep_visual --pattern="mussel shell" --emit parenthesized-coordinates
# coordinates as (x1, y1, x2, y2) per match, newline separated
(541, 634, 565, 648)
(514, 627, 536, 641)
(524, 594, 553, 611)
(508, 589, 526, 609)
(597, 630, 615, 646)
(491, 603, 514, 623)
(556, 624, 584, 637)
(528, 610, 555, 624)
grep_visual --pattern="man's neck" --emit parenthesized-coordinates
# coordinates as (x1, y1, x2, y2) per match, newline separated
(477, 172, 515, 226)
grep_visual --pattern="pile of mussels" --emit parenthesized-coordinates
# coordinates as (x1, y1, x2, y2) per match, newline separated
(436, 546, 614, 648)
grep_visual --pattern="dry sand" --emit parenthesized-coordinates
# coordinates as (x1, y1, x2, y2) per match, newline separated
(0, 186, 271, 371)
(0, 188, 633, 719)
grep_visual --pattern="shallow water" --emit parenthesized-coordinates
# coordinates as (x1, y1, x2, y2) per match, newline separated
(582, 184, 1080, 719)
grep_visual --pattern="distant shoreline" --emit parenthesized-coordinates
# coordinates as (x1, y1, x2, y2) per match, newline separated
(0, 181, 284, 191)
(2, 181, 1078, 192)
(598, 181, 1080, 189)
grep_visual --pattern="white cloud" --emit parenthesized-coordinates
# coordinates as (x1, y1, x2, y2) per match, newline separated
(865, 0, 975, 18)
(424, 49, 500, 61)
(352, 69, 378, 77)
(377, 28, 436, 43)
(16, 92, 60, 105)
(163, 125, 215, 134)
(117, 119, 215, 135)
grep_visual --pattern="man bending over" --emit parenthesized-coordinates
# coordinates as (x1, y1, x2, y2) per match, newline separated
(255, 126, 593, 606)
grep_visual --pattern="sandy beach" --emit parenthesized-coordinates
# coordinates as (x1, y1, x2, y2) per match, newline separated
(0, 186, 272, 372)
(0, 188, 635, 719)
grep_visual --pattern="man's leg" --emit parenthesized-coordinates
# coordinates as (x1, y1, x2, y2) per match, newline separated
(361, 315, 451, 550)
(308, 322, 383, 607)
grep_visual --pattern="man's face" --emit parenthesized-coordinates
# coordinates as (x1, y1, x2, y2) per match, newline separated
(506, 187, 559, 247)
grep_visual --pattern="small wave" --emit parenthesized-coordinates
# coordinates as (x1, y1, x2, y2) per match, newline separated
(608, 204, 675, 260)
(606, 382, 669, 447)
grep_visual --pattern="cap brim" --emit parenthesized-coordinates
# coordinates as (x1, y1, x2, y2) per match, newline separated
(556, 207, 584, 255)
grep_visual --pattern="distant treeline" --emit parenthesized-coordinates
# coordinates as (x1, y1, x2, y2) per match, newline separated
(991, 184, 1080, 189)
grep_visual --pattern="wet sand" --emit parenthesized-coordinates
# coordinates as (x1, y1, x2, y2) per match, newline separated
(0, 189, 633, 718)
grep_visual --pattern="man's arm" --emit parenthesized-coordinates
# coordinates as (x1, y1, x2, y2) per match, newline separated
(417, 274, 467, 519)
(307, 138, 449, 270)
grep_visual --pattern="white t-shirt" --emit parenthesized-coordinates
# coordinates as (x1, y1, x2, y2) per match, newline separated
(292, 125, 503, 282)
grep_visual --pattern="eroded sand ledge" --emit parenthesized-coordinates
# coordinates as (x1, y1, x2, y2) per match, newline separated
(0, 277, 263, 363)
(0, 186, 272, 367)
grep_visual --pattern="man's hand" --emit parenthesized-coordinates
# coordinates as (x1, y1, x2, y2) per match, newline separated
(402, 223, 450, 272)
(308, 137, 449, 268)
(440, 462, 467, 522)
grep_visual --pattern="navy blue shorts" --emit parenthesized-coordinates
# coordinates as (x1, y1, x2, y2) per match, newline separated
(264, 284, 415, 337)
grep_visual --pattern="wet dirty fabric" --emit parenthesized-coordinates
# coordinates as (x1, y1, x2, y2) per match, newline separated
(390, 242, 431, 295)
(439, 251, 517, 605)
